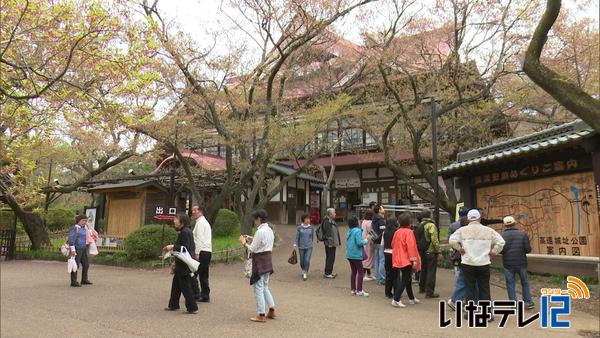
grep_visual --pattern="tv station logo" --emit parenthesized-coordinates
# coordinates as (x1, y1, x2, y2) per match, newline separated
(439, 276, 591, 329)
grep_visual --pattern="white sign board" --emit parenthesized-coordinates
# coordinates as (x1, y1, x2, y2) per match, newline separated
(335, 178, 360, 188)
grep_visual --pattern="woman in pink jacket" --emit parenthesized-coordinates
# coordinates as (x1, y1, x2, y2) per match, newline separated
(361, 210, 375, 281)
(391, 212, 421, 308)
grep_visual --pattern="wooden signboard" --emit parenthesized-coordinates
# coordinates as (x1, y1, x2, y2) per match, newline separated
(476, 171, 599, 257)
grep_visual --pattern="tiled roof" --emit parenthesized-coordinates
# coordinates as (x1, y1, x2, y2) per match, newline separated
(440, 120, 595, 174)
(87, 180, 167, 192)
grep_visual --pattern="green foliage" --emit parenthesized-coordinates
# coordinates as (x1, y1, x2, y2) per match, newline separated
(124, 224, 177, 260)
(212, 209, 241, 238)
(0, 209, 16, 230)
(437, 247, 453, 269)
(44, 208, 75, 231)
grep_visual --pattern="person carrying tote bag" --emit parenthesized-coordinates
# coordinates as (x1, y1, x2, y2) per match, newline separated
(163, 213, 198, 314)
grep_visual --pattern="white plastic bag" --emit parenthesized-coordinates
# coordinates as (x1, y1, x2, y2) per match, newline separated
(60, 243, 70, 257)
(88, 243, 99, 256)
(172, 246, 199, 274)
(67, 257, 78, 273)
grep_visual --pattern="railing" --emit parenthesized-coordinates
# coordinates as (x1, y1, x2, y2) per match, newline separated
(0, 229, 16, 260)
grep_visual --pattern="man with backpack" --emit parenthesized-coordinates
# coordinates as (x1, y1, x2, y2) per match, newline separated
(415, 209, 441, 298)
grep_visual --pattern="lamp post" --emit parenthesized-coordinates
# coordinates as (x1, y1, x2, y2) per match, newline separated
(422, 97, 440, 228)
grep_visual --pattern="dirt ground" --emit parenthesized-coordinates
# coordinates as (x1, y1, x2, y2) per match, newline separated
(1, 224, 599, 338)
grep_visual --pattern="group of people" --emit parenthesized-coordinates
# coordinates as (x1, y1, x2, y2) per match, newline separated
(66, 201, 533, 323)
(162, 206, 213, 314)
(289, 203, 533, 315)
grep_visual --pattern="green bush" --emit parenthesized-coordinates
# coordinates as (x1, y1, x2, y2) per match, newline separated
(212, 209, 240, 238)
(0, 209, 16, 230)
(124, 224, 177, 260)
(44, 208, 76, 231)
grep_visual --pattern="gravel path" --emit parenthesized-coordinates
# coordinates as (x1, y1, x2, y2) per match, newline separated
(1, 224, 598, 337)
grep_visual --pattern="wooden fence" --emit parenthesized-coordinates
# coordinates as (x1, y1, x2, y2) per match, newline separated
(14, 230, 244, 264)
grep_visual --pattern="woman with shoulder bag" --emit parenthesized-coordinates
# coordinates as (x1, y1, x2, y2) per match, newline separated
(67, 215, 92, 287)
(163, 213, 198, 314)
(293, 214, 314, 281)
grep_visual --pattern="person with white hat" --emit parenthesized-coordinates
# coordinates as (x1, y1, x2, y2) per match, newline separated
(449, 209, 505, 316)
(500, 215, 534, 309)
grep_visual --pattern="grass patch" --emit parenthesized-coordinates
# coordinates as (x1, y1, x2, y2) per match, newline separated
(213, 235, 240, 252)
(439, 226, 449, 242)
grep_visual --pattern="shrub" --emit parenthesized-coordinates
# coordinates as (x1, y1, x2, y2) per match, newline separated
(0, 209, 16, 230)
(212, 209, 240, 237)
(45, 208, 76, 231)
(125, 224, 177, 260)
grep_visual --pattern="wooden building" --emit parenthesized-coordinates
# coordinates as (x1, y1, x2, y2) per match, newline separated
(441, 120, 599, 264)
(88, 180, 170, 237)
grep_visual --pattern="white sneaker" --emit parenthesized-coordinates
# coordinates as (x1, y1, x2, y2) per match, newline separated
(391, 300, 406, 308)
(302, 273, 307, 281)
(447, 299, 456, 311)
(356, 291, 369, 297)
(409, 298, 420, 305)
(363, 275, 374, 281)
(351, 290, 357, 295)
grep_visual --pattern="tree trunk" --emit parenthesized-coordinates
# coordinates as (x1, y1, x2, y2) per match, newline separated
(2, 193, 50, 249)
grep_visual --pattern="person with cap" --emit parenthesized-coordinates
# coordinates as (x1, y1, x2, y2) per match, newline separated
(446, 207, 469, 310)
(67, 215, 92, 287)
(449, 209, 505, 317)
(500, 215, 534, 309)
(239, 209, 276, 323)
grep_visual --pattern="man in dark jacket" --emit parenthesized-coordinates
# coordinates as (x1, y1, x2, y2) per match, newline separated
(371, 204, 387, 285)
(500, 216, 534, 309)
(322, 208, 340, 279)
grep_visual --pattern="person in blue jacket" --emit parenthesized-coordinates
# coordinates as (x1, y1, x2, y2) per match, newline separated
(294, 214, 314, 281)
(346, 216, 372, 297)
(67, 215, 91, 287)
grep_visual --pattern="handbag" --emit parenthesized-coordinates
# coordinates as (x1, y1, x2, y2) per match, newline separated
(88, 242, 99, 256)
(171, 246, 200, 275)
(244, 250, 252, 278)
(288, 248, 298, 265)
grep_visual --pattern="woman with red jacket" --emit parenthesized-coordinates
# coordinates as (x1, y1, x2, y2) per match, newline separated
(391, 212, 421, 308)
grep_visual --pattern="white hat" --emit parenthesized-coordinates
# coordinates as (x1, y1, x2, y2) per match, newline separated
(467, 209, 481, 221)
(503, 216, 516, 225)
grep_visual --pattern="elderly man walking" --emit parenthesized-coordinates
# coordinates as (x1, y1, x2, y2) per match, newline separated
(191, 205, 212, 302)
(500, 216, 534, 309)
(449, 209, 505, 311)
(321, 208, 341, 279)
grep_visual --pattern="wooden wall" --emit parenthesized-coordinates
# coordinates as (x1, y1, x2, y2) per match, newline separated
(105, 190, 145, 237)
(476, 171, 599, 257)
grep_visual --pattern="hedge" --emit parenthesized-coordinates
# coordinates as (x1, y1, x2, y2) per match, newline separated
(212, 209, 240, 237)
(44, 208, 76, 231)
(124, 224, 177, 260)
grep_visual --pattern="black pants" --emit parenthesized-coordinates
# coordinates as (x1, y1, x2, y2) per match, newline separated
(70, 247, 89, 284)
(393, 266, 414, 302)
(324, 246, 336, 275)
(192, 251, 211, 299)
(461, 264, 491, 303)
(169, 271, 198, 312)
(419, 252, 438, 295)
(384, 252, 396, 297)
(418, 250, 427, 291)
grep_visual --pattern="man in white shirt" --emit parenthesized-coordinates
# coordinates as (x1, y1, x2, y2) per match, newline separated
(239, 209, 275, 323)
(192, 205, 212, 302)
(449, 209, 505, 311)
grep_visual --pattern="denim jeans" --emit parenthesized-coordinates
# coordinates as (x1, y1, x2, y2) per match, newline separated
(299, 247, 313, 273)
(452, 266, 480, 303)
(504, 267, 532, 305)
(451, 267, 466, 302)
(254, 273, 275, 315)
(374, 244, 386, 283)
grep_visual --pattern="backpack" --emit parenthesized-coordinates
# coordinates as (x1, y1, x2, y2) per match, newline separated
(414, 221, 430, 252)
(315, 223, 325, 242)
